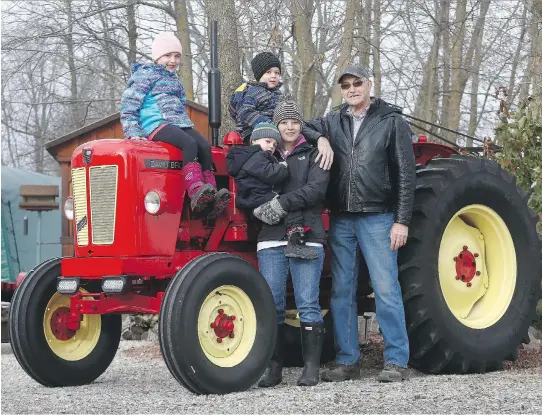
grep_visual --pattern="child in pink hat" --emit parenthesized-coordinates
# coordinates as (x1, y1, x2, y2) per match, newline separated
(120, 32, 230, 218)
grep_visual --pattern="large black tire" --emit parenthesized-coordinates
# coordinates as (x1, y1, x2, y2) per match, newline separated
(283, 310, 335, 367)
(400, 156, 542, 373)
(8, 258, 121, 386)
(159, 253, 277, 395)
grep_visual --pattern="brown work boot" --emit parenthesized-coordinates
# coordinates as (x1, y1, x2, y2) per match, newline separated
(377, 364, 409, 382)
(320, 362, 361, 382)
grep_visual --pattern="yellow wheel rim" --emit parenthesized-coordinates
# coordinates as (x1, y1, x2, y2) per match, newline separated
(438, 204, 516, 329)
(197, 285, 257, 367)
(43, 290, 101, 361)
(285, 309, 329, 328)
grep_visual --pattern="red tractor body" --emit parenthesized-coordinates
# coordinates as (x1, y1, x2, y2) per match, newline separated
(59, 137, 457, 321)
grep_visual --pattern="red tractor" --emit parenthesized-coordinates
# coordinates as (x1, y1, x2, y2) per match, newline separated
(9, 24, 541, 395)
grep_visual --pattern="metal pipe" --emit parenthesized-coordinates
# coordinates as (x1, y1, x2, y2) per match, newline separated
(208, 20, 221, 147)
(36, 211, 42, 264)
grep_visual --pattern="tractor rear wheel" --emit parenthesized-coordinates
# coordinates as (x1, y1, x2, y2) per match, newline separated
(8, 258, 121, 386)
(159, 253, 276, 395)
(400, 156, 541, 373)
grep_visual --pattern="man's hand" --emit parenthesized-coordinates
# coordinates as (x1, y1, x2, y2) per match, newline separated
(390, 223, 408, 250)
(130, 136, 146, 140)
(314, 137, 334, 170)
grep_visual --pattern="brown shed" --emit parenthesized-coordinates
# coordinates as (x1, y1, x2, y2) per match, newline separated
(45, 101, 210, 257)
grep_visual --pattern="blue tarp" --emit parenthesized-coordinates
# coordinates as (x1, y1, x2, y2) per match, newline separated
(1, 167, 61, 283)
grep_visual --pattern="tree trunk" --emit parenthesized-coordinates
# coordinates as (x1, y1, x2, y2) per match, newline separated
(414, 0, 441, 135)
(330, 0, 356, 108)
(445, 0, 490, 142)
(445, 0, 468, 142)
(531, 1, 542, 113)
(206, 0, 243, 139)
(440, 0, 451, 140)
(507, 4, 528, 106)
(64, 0, 82, 129)
(126, 1, 137, 64)
(372, 0, 381, 96)
(359, 0, 372, 68)
(174, 0, 194, 100)
(289, 0, 318, 119)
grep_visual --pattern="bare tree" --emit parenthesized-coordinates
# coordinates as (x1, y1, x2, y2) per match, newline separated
(206, 0, 243, 137)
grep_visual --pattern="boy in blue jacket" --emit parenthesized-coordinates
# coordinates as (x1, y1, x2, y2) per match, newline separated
(229, 52, 283, 142)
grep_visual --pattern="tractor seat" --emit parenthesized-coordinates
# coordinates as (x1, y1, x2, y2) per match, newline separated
(223, 132, 245, 145)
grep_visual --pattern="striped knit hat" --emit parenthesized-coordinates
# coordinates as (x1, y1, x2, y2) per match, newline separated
(251, 122, 281, 144)
(273, 96, 303, 125)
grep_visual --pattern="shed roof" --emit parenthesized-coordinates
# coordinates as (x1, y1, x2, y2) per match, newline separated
(45, 100, 209, 156)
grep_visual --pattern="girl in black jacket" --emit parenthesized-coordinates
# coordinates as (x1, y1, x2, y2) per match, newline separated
(254, 99, 330, 388)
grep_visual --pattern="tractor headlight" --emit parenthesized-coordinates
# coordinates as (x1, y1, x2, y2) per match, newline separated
(64, 196, 74, 220)
(144, 191, 161, 214)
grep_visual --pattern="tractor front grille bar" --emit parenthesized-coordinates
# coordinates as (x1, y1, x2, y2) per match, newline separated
(89, 165, 118, 245)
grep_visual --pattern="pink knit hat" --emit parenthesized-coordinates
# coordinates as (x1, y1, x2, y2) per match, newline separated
(152, 32, 183, 61)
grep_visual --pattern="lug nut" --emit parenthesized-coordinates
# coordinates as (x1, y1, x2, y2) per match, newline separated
(231, 316, 236, 321)
(455, 276, 460, 280)
(229, 332, 235, 338)
(218, 309, 224, 315)
(217, 338, 222, 343)
(463, 245, 468, 250)
(472, 262, 476, 266)
(474, 253, 479, 257)
(453, 257, 458, 262)
(467, 282, 472, 287)
(476, 271, 481, 276)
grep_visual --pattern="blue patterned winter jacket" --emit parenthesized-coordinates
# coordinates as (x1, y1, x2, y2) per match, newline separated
(120, 63, 194, 138)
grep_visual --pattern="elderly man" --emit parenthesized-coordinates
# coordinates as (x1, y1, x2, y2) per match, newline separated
(303, 65, 416, 382)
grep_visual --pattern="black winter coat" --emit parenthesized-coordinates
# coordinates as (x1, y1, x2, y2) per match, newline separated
(257, 140, 330, 245)
(303, 98, 416, 226)
(226, 145, 289, 210)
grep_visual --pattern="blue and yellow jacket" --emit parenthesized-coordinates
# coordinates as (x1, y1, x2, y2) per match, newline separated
(120, 63, 193, 138)
(229, 81, 283, 141)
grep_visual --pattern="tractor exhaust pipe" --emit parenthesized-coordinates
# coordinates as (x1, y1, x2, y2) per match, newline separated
(208, 20, 221, 147)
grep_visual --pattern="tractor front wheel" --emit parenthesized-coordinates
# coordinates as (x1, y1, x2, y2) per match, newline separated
(8, 258, 121, 386)
(400, 156, 541, 373)
(159, 253, 276, 395)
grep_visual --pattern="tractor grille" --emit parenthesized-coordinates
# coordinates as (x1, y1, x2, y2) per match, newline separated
(89, 165, 118, 245)
(71, 168, 89, 246)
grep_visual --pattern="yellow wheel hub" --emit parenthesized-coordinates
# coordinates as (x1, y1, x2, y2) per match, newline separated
(197, 285, 257, 367)
(438, 204, 516, 329)
(43, 290, 101, 361)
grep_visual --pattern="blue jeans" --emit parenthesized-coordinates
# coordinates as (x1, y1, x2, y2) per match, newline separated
(329, 213, 409, 367)
(257, 246, 324, 324)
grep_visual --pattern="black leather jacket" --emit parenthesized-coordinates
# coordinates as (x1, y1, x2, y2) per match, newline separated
(303, 98, 416, 225)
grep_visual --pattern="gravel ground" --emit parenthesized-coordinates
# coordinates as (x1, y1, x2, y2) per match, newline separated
(1, 340, 541, 414)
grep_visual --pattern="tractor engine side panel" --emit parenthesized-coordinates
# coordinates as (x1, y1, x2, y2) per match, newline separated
(138, 171, 183, 256)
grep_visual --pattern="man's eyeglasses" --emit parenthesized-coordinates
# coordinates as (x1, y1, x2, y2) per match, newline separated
(340, 80, 365, 90)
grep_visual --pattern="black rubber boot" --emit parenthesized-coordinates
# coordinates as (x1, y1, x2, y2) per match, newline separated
(258, 324, 284, 388)
(284, 227, 318, 260)
(297, 322, 325, 386)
